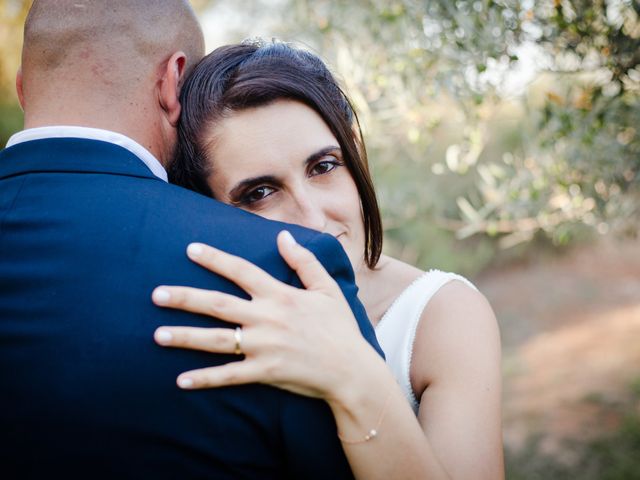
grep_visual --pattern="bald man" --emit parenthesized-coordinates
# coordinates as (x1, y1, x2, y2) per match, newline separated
(0, 2, 381, 478)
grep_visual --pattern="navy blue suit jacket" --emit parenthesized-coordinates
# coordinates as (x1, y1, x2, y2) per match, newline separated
(0, 138, 382, 479)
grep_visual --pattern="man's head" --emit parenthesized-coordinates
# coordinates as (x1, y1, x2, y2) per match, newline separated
(17, 0, 205, 166)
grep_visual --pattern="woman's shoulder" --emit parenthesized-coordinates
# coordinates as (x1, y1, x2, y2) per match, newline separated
(422, 272, 493, 323)
(369, 257, 494, 337)
(411, 270, 500, 389)
(375, 258, 480, 313)
(373, 259, 499, 407)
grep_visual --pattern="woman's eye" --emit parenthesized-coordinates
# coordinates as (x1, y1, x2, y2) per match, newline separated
(241, 186, 275, 204)
(310, 159, 341, 176)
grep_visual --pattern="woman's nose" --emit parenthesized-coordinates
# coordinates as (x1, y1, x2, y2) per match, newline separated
(295, 196, 327, 232)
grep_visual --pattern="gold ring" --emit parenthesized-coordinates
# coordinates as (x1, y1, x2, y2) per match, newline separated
(233, 326, 243, 355)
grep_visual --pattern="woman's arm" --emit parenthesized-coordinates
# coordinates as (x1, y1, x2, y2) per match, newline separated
(318, 281, 503, 480)
(323, 341, 450, 479)
(152, 231, 500, 479)
(412, 281, 504, 479)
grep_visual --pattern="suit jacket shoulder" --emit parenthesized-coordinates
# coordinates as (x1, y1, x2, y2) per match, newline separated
(0, 138, 379, 479)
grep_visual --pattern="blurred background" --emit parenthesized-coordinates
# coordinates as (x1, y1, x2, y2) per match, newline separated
(2, 0, 639, 477)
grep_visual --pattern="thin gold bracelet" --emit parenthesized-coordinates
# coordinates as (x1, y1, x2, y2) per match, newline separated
(337, 389, 393, 445)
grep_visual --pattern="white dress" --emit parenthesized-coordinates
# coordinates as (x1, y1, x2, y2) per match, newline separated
(374, 269, 478, 413)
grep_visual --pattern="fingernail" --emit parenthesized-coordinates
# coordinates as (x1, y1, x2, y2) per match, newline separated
(281, 230, 296, 247)
(155, 329, 173, 345)
(187, 243, 204, 258)
(178, 377, 194, 389)
(153, 288, 171, 305)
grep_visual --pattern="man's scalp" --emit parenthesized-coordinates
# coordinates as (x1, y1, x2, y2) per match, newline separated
(23, 0, 204, 83)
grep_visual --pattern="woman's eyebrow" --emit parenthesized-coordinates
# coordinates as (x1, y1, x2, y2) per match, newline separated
(305, 145, 342, 166)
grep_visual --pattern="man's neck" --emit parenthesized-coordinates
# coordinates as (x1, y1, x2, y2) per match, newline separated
(23, 112, 166, 167)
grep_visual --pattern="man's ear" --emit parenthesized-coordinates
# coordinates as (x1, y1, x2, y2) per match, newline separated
(16, 67, 25, 111)
(159, 51, 187, 127)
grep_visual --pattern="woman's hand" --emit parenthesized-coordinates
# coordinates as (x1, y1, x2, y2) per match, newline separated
(151, 231, 476, 480)
(152, 230, 376, 400)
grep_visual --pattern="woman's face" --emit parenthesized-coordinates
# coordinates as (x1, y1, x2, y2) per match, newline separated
(205, 99, 366, 270)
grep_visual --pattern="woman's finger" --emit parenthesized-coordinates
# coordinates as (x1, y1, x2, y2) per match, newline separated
(186, 243, 284, 297)
(277, 231, 341, 295)
(152, 286, 260, 325)
(154, 326, 241, 354)
(175, 361, 262, 389)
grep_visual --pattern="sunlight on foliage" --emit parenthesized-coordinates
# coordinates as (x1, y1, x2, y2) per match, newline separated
(198, 0, 638, 271)
(1, 0, 637, 272)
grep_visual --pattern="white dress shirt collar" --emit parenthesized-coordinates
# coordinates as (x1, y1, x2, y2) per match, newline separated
(6, 126, 168, 182)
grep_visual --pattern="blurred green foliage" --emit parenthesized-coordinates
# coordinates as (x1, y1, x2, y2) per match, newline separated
(0, 0, 28, 145)
(221, 0, 533, 272)
(471, 0, 640, 247)
(1, 1, 637, 273)
(210, 0, 639, 272)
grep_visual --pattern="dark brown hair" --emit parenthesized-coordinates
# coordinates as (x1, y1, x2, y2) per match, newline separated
(170, 40, 382, 268)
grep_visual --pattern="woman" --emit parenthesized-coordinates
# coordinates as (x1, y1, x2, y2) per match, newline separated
(152, 41, 503, 479)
